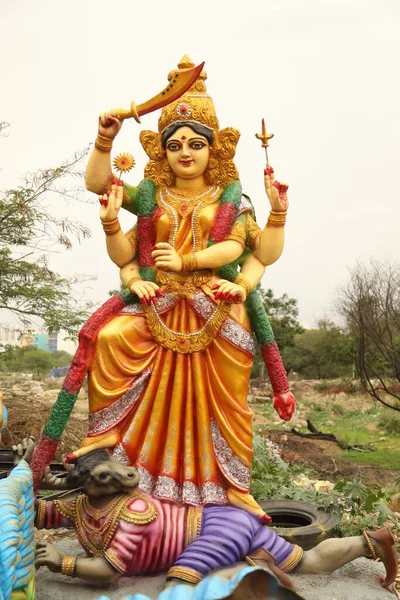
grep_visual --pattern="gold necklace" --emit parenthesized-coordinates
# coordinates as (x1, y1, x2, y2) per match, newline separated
(165, 186, 214, 200)
(82, 493, 127, 521)
(82, 494, 126, 521)
(75, 494, 131, 557)
(73, 491, 158, 558)
(161, 187, 217, 220)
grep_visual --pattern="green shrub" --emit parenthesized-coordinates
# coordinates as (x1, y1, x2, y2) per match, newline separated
(379, 416, 400, 436)
(250, 435, 398, 537)
(332, 404, 345, 416)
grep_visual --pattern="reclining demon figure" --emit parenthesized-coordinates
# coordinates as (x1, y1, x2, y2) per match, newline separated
(35, 449, 398, 592)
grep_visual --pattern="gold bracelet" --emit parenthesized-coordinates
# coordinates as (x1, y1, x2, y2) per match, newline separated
(267, 210, 287, 227)
(166, 566, 202, 584)
(101, 218, 121, 236)
(126, 276, 141, 289)
(35, 499, 47, 529)
(235, 276, 251, 298)
(181, 252, 198, 272)
(363, 531, 378, 560)
(95, 133, 113, 153)
(61, 555, 77, 577)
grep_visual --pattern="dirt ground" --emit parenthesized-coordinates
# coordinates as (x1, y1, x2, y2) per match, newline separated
(265, 430, 398, 487)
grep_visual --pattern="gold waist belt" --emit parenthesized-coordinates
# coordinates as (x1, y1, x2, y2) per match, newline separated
(143, 300, 231, 354)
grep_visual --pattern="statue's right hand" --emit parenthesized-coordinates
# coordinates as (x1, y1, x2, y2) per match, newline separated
(130, 280, 161, 304)
(99, 181, 124, 221)
(98, 109, 123, 140)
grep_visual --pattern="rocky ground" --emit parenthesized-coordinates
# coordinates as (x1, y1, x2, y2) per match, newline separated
(35, 540, 397, 600)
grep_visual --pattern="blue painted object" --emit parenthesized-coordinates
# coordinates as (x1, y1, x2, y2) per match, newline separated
(0, 460, 35, 600)
(1, 403, 7, 432)
(96, 565, 304, 600)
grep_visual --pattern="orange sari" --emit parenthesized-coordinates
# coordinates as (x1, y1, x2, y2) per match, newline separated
(81, 190, 264, 516)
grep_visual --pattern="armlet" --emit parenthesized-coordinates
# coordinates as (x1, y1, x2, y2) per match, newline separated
(246, 214, 261, 251)
(226, 220, 246, 247)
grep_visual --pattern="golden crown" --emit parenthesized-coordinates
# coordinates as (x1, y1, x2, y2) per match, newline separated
(158, 55, 220, 135)
(140, 56, 240, 187)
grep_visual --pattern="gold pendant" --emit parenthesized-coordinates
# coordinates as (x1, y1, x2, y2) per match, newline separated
(178, 203, 194, 218)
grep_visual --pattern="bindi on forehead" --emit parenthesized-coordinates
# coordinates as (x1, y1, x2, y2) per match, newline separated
(181, 135, 187, 140)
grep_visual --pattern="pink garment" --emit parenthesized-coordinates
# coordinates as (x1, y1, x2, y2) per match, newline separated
(106, 497, 188, 574)
(41, 495, 188, 575)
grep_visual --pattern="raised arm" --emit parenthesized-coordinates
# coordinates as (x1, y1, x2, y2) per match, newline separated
(86, 110, 123, 194)
(99, 182, 137, 267)
(252, 166, 288, 266)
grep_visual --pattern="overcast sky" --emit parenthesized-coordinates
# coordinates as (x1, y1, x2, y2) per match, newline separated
(1, 0, 399, 348)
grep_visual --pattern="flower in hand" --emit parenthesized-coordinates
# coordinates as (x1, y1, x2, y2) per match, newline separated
(212, 280, 245, 304)
(99, 180, 123, 221)
(273, 391, 295, 421)
(264, 165, 289, 212)
(113, 153, 135, 173)
(152, 243, 183, 272)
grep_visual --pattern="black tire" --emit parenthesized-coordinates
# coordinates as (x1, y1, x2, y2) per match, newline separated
(260, 499, 339, 550)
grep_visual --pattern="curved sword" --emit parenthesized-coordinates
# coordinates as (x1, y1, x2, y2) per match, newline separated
(116, 61, 205, 123)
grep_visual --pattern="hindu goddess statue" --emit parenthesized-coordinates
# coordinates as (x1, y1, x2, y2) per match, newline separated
(66, 56, 294, 520)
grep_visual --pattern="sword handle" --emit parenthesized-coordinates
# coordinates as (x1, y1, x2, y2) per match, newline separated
(115, 102, 141, 123)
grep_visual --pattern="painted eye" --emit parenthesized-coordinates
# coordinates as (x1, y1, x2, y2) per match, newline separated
(191, 142, 206, 150)
(98, 471, 109, 481)
(167, 143, 180, 152)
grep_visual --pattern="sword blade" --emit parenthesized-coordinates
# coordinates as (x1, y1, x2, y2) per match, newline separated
(136, 62, 205, 117)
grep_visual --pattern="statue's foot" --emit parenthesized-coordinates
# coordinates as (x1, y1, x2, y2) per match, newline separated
(364, 527, 398, 588)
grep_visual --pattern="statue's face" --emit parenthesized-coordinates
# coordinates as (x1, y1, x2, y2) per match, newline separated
(165, 125, 210, 181)
(82, 457, 140, 497)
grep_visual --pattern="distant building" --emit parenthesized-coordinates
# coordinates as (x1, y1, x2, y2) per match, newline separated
(29, 332, 58, 352)
(0, 326, 59, 353)
(0, 324, 20, 348)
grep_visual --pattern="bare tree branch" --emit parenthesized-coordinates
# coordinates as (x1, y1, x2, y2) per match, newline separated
(337, 260, 400, 411)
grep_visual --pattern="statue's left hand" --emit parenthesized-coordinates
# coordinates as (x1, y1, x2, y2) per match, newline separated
(212, 280, 245, 303)
(152, 243, 183, 272)
(264, 166, 289, 212)
(35, 542, 63, 573)
(273, 391, 295, 421)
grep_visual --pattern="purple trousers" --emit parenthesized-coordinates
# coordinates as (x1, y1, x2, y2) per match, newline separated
(174, 505, 296, 575)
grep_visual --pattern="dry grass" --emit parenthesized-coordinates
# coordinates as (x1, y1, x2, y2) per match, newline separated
(2, 396, 87, 461)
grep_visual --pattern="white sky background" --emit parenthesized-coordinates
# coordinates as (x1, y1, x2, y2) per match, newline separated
(1, 0, 399, 346)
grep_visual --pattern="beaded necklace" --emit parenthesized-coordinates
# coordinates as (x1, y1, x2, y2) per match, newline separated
(73, 491, 157, 557)
(159, 186, 220, 248)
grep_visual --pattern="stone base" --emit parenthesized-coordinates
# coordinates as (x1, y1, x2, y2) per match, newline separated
(35, 541, 395, 600)
(292, 557, 394, 600)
